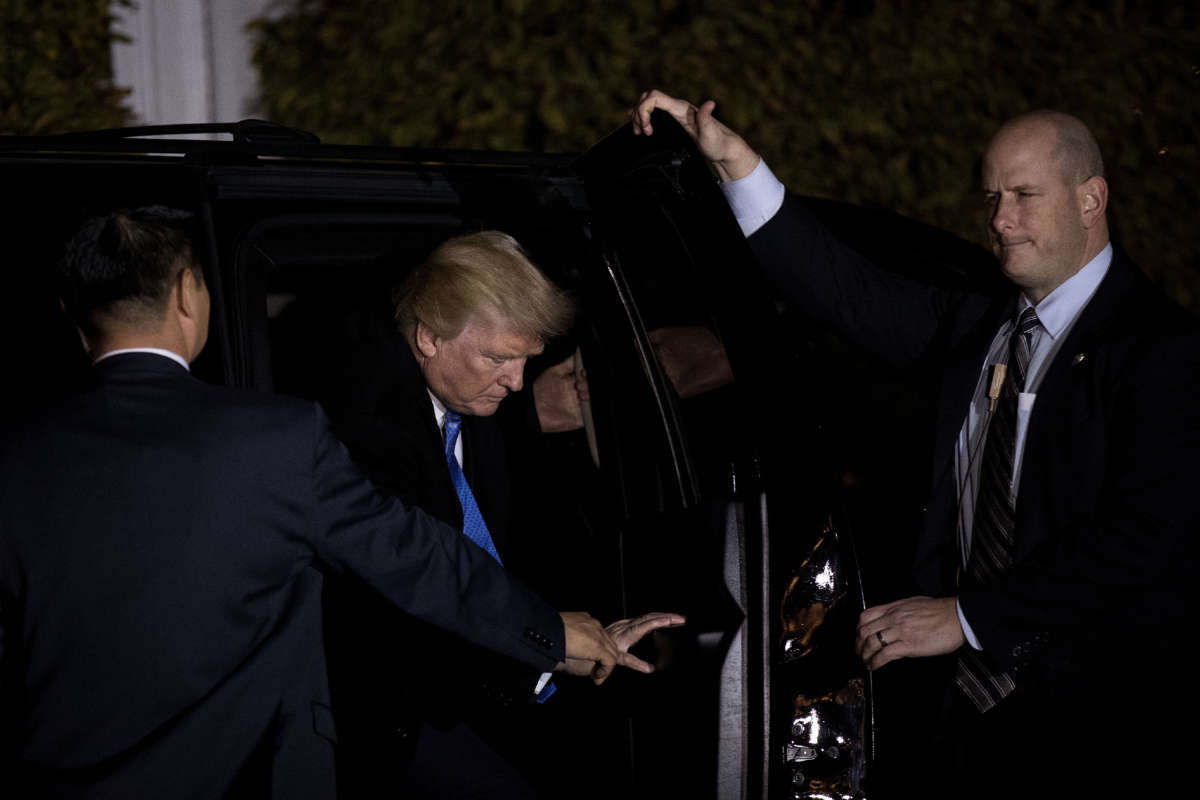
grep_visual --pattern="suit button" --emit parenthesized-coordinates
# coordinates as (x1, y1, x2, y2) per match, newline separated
(524, 627, 553, 648)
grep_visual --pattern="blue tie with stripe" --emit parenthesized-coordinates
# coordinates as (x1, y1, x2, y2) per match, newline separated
(441, 410, 502, 564)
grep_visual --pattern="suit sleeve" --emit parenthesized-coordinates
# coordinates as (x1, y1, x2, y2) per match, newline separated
(0, 504, 21, 763)
(748, 193, 956, 368)
(304, 404, 565, 672)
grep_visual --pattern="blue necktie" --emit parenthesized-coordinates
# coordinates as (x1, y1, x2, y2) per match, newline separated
(444, 410, 556, 703)
(442, 410, 503, 564)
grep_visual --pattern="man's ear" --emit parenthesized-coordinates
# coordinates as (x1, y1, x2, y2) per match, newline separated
(57, 298, 91, 353)
(414, 320, 440, 359)
(1078, 175, 1108, 229)
(176, 268, 199, 320)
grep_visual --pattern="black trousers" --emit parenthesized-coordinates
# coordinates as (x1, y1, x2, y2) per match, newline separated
(935, 684, 1072, 799)
(402, 723, 535, 800)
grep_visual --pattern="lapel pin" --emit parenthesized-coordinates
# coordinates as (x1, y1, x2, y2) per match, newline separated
(1073, 352, 1086, 365)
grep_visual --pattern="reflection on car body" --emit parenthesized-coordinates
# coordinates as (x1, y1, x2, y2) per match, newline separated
(780, 518, 870, 799)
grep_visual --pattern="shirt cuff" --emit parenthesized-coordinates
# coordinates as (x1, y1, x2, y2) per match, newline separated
(719, 157, 786, 238)
(957, 599, 982, 650)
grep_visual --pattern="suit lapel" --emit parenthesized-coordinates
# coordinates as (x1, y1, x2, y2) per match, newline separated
(930, 292, 1016, 491)
(390, 341, 466, 529)
(1015, 250, 1137, 518)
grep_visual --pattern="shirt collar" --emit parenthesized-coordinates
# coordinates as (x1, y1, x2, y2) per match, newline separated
(427, 388, 447, 430)
(1018, 243, 1113, 340)
(94, 347, 190, 371)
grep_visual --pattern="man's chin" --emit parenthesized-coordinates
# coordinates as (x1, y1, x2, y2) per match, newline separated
(465, 397, 505, 416)
(998, 252, 1030, 280)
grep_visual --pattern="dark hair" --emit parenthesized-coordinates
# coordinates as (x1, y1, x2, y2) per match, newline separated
(58, 206, 203, 339)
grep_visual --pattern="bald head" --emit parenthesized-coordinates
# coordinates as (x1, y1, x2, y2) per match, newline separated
(994, 110, 1105, 189)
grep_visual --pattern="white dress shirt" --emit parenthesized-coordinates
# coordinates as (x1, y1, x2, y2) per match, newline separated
(94, 347, 190, 371)
(951, 246, 1110, 646)
(428, 389, 463, 467)
(720, 160, 1113, 649)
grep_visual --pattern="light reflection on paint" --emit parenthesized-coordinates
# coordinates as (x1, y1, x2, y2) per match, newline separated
(815, 561, 835, 590)
(781, 516, 868, 798)
(787, 680, 866, 797)
(779, 530, 846, 663)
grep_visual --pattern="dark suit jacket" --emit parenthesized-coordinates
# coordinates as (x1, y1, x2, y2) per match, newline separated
(0, 353, 563, 799)
(749, 196, 1200, 761)
(315, 300, 544, 792)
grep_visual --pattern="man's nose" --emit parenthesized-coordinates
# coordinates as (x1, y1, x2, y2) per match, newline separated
(991, 196, 1015, 235)
(498, 360, 524, 391)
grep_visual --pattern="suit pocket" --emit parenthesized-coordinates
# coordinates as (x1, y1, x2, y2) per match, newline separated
(312, 701, 338, 743)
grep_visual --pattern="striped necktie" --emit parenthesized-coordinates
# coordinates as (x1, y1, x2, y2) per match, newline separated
(955, 306, 1040, 712)
(442, 410, 503, 564)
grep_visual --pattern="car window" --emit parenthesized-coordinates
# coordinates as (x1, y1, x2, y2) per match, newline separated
(595, 194, 747, 509)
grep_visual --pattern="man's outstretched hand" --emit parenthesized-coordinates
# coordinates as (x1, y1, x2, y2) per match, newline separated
(557, 610, 686, 684)
(605, 611, 687, 673)
(631, 89, 759, 182)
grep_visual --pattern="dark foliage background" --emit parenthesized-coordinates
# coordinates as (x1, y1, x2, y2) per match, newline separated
(251, 0, 1200, 309)
(0, 0, 132, 135)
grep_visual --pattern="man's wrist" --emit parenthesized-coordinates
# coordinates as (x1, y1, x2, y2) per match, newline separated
(713, 149, 761, 183)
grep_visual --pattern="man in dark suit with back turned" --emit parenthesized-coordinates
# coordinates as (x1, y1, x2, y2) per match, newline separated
(318, 230, 683, 798)
(0, 207, 649, 799)
(634, 92, 1200, 797)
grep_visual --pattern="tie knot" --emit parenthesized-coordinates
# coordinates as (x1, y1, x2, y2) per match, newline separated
(443, 410, 462, 454)
(1016, 306, 1040, 336)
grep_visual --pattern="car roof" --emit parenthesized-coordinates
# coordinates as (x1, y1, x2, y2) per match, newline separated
(0, 119, 578, 172)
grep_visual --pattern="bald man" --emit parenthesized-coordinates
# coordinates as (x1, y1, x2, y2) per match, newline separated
(633, 92, 1200, 797)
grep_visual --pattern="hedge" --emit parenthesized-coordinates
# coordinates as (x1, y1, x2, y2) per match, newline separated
(242, 1, 1193, 310)
(0, 0, 132, 135)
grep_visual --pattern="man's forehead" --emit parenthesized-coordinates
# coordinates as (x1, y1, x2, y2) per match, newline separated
(985, 119, 1057, 164)
(461, 317, 544, 356)
(982, 127, 1059, 186)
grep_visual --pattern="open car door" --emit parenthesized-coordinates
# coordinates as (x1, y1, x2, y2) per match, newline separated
(572, 113, 873, 799)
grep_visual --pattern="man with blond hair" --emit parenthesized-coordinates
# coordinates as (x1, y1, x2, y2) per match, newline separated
(0, 210, 647, 799)
(319, 230, 680, 798)
(633, 91, 1199, 797)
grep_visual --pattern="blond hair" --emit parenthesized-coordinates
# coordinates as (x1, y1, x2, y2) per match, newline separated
(393, 231, 573, 341)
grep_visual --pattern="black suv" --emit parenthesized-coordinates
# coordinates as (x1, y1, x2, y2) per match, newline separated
(0, 114, 993, 799)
